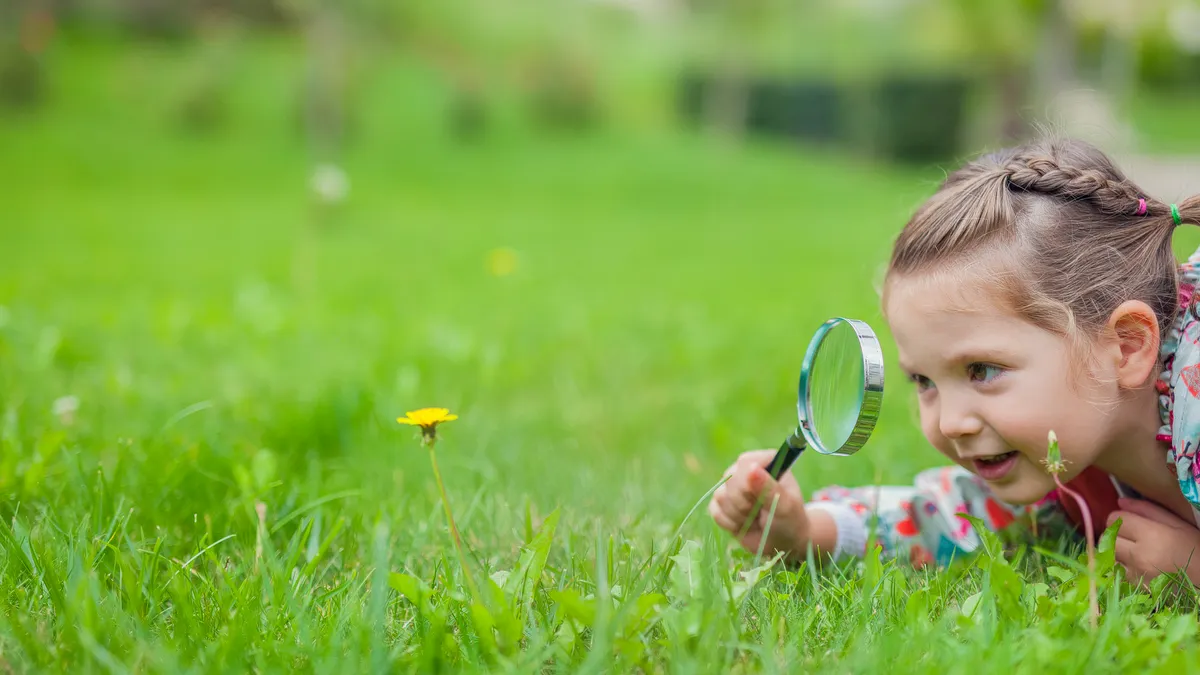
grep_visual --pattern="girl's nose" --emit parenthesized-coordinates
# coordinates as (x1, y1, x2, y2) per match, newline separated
(938, 396, 984, 439)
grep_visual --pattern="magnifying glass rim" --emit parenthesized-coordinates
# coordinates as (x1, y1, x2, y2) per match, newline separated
(796, 317, 885, 456)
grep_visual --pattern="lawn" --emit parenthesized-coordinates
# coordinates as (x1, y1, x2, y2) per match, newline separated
(2, 37, 1200, 673)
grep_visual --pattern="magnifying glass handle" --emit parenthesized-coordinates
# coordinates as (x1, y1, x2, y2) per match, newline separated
(766, 430, 807, 479)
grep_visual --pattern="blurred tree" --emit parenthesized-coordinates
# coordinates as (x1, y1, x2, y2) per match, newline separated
(380, 0, 607, 138)
(117, 0, 193, 38)
(170, 8, 243, 133)
(526, 54, 601, 133)
(302, 2, 347, 164)
(946, 0, 1181, 143)
(273, 0, 355, 235)
(681, 0, 786, 142)
(1068, 0, 1177, 106)
(381, 0, 509, 140)
(1038, 0, 1078, 104)
(0, 1, 54, 110)
(54, 0, 289, 36)
(943, 0, 1063, 142)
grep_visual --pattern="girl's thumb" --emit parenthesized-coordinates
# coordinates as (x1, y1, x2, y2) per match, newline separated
(747, 466, 774, 493)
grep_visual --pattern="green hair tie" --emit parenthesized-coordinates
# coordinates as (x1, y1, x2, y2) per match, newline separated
(1172, 204, 1182, 226)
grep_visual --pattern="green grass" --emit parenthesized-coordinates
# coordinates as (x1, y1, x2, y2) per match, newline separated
(3, 37, 1200, 673)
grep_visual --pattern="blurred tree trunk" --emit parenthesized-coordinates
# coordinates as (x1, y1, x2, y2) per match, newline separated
(693, 0, 775, 144)
(948, 0, 1047, 142)
(125, 0, 192, 38)
(1034, 0, 1077, 101)
(704, 53, 747, 143)
(1099, 0, 1142, 116)
(1, 0, 54, 109)
(996, 61, 1030, 142)
(303, 2, 345, 166)
(1101, 30, 1134, 113)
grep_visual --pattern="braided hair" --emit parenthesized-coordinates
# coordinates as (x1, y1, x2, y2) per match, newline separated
(888, 138, 1200, 355)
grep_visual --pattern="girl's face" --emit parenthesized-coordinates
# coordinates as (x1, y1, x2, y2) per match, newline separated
(884, 272, 1124, 505)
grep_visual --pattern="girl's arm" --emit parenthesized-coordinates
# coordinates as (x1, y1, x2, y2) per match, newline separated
(807, 466, 1069, 567)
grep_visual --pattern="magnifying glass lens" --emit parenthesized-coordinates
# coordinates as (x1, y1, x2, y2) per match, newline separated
(765, 317, 884, 479)
(809, 320, 865, 450)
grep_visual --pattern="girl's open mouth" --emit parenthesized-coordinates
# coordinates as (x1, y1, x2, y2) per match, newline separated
(973, 451, 1019, 481)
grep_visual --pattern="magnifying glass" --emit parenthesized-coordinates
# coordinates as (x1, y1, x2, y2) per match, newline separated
(765, 317, 885, 479)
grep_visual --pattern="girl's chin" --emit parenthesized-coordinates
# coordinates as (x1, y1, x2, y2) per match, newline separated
(979, 473, 1056, 504)
(983, 469, 1057, 505)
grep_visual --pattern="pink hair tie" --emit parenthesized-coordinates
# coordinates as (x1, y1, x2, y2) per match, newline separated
(1137, 198, 1148, 215)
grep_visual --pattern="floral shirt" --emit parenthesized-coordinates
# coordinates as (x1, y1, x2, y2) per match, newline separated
(811, 247, 1200, 567)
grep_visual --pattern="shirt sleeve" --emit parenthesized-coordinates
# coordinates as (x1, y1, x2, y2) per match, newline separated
(1161, 250, 1200, 511)
(808, 465, 1070, 567)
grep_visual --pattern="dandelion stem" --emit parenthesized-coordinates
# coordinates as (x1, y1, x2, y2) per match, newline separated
(1044, 431, 1098, 628)
(1053, 474, 1099, 629)
(428, 440, 481, 602)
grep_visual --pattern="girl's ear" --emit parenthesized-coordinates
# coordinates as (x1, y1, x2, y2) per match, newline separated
(1106, 300, 1161, 389)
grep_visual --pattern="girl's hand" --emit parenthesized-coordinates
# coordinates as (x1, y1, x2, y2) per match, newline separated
(1108, 498, 1200, 587)
(708, 450, 834, 561)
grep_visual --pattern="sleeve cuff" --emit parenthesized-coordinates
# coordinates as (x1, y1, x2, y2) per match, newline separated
(807, 502, 869, 560)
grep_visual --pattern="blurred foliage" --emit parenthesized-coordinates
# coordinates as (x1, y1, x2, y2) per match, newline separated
(56, 0, 289, 37)
(4, 0, 1200, 155)
(0, 4, 50, 109)
(0, 49, 44, 109)
(1137, 33, 1200, 90)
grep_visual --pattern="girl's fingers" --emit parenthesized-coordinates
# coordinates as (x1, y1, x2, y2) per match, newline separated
(724, 462, 749, 494)
(756, 492, 786, 528)
(711, 509, 741, 534)
(723, 486, 756, 518)
(1117, 498, 1192, 530)
(1114, 536, 1136, 563)
(713, 485, 750, 521)
(712, 452, 797, 539)
(1108, 510, 1155, 542)
(710, 485, 728, 512)
(1114, 536, 1149, 586)
(711, 497, 757, 535)
(726, 468, 773, 517)
(711, 484, 755, 525)
(709, 498, 734, 530)
(738, 449, 780, 465)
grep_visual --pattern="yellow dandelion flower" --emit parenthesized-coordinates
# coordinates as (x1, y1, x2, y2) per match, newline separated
(397, 407, 458, 443)
(396, 406, 478, 599)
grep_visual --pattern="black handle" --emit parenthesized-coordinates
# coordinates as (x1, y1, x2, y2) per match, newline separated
(766, 431, 806, 479)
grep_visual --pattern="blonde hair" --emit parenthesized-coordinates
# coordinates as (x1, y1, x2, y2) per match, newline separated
(887, 138, 1200, 349)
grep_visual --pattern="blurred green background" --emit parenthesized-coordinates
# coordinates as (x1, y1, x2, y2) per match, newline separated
(3, 0, 1200, 579)
(4, 1, 1200, 669)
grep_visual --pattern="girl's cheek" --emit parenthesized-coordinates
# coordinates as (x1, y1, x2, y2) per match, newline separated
(917, 403, 944, 450)
(916, 404, 964, 466)
(920, 420, 938, 448)
(930, 437, 959, 464)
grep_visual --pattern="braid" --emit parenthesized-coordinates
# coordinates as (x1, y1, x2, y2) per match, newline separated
(1003, 155, 1147, 217)
(890, 137, 1191, 353)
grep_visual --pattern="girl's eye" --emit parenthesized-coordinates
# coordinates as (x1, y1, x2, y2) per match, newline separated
(967, 363, 1004, 383)
(910, 374, 935, 392)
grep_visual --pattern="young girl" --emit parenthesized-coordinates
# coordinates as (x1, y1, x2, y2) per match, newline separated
(709, 138, 1200, 586)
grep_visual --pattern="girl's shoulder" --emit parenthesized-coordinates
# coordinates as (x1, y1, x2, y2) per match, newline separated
(1159, 247, 1200, 513)
(1181, 245, 1200, 290)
